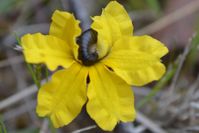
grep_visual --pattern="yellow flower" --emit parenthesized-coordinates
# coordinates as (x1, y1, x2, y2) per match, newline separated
(21, 1, 168, 131)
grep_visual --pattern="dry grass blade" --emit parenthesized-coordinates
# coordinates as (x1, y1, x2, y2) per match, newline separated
(6, 50, 39, 124)
(71, 125, 97, 133)
(39, 119, 49, 133)
(3, 23, 49, 47)
(119, 122, 147, 133)
(162, 33, 199, 108)
(3, 100, 36, 121)
(0, 83, 37, 110)
(135, 0, 199, 35)
(0, 56, 23, 68)
(168, 38, 193, 93)
(136, 112, 167, 133)
(0, 75, 48, 110)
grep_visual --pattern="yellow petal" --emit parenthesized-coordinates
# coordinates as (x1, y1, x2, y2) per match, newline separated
(126, 35, 168, 58)
(36, 62, 88, 128)
(91, 1, 133, 58)
(87, 64, 136, 131)
(102, 1, 133, 36)
(102, 36, 168, 86)
(21, 33, 74, 71)
(49, 10, 81, 59)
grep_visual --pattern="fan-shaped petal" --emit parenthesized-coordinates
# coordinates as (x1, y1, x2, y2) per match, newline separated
(49, 10, 81, 59)
(87, 64, 135, 131)
(21, 33, 74, 71)
(36, 62, 88, 128)
(91, 1, 133, 58)
(102, 36, 168, 86)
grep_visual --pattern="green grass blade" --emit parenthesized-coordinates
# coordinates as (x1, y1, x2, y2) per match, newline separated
(48, 118, 57, 133)
(137, 62, 177, 109)
(0, 118, 7, 133)
(188, 32, 199, 62)
(26, 64, 41, 89)
(15, 33, 41, 89)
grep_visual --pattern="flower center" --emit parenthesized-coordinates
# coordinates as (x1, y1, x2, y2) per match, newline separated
(77, 29, 99, 66)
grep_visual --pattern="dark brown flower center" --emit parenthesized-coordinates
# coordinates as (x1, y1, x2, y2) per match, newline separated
(76, 29, 99, 66)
